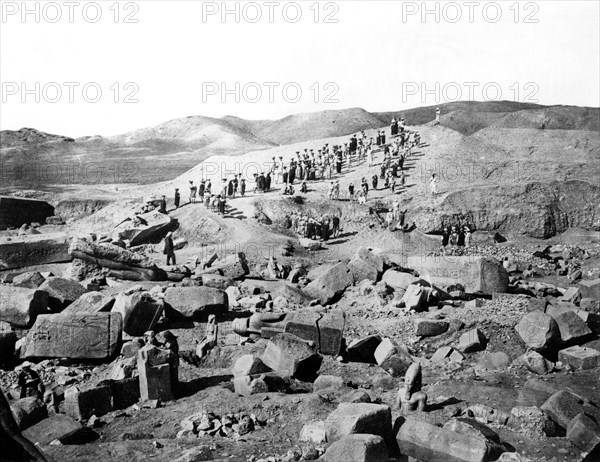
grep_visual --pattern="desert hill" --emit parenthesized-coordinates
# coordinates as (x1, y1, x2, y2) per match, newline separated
(2, 102, 598, 187)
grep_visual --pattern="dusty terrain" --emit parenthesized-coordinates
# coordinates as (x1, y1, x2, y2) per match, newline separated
(0, 103, 599, 462)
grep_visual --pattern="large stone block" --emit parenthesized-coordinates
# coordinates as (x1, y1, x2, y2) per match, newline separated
(0, 286, 48, 327)
(515, 311, 560, 353)
(382, 269, 418, 290)
(546, 304, 592, 343)
(261, 333, 322, 382)
(111, 291, 164, 336)
(0, 232, 70, 270)
(23, 312, 122, 360)
(305, 262, 354, 305)
(232, 355, 271, 378)
(62, 291, 115, 315)
(401, 284, 428, 311)
(10, 397, 48, 430)
(12, 271, 45, 289)
(116, 209, 173, 247)
(579, 279, 600, 300)
(22, 413, 98, 445)
(541, 391, 600, 429)
(348, 247, 384, 283)
(325, 403, 393, 449)
(38, 277, 87, 311)
(567, 413, 600, 454)
(558, 346, 600, 370)
(0, 196, 54, 230)
(406, 255, 508, 294)
(64, 384, 113, 420)
(347, 335, 382, 363)
(164, 286, 228, 320)
(397, 418, 489, 462)
(415, 319, 449, 337)
(323, 434, 388, 462)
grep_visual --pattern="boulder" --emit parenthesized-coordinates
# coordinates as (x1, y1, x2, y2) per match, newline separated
(401, 284, 429, 311)
(12, 271, 45, 289)
(348, 247, 384, 283)
(201, 273, 234, 290)
(581, 298, 600, 314)
(261, 333, 322, 382)
(313, 375, 344, 392)
(374, 339, 413, 376)
(22, 413, 98, 445)
(116, 209, 173, 247)
(560, 287, 582, 304)
(476, 351, 510, 370)
(304, 262, 354, 305)
(340, 390, 372, 404)
(0, 232, 70, 270)
(62, 291, 115, 315)
(299, 420, 327, 444)
(558, 346, 600, 370)
(431, 346, 465, 363)
(164, 287, 228, 320)
(397, 418, 489, 462)
(382, 269, 418, 291)
(567, 413, 600, 454)
(459, 328, 487, 353)
(579, 279, 600, 300)
(64, 384, 113, 420)
(541, 391, 600, 429)
(443, 417, 504, 459)
(515, 311, 560, 353)
(231, 355, 271, 378)
(516, 350, 554, 375)
(23, 312, 122, 360)
(507, 406, 560, 437)
(406, 255, 508, 294)
(325, 403, 393, 448)
(0, 286, 48, 327)
(546, 304, 593, 344)
(111, 291, 164, 336)
(415, 319, 449, 337)
(347, 335, 382, 363)
(10, 397, 48, 430)
(323, 434, 387, 462)
(38, 277, 87, 311)
(299, 237, 321, 251)
(211, 252, 250, 280)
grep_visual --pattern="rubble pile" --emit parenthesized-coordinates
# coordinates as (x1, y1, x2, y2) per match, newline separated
(0, 233, 598, 462)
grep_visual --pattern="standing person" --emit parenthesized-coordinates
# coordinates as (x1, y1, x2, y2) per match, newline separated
(449, 226, 459, 248)
(159, 195, 167, 214)
(265, 172, 272, 191)
(372, 174, 378, 190)
(173, 188, 180, 209)
(400, 170, 406, 188)
(240, 178, 246, 197)
(189, 181, 197, 203)
(348, 182, 355, 201)
(435, 107, 441, 124)
(301, 180, 307, 193)
(464, 226, 472, 247)
(429, 174, 438, 196)
(368, 146, 374, 167)
(199, 181, 206, 202)
(441, 227, 450, 249)
(164, 232, 176, 265)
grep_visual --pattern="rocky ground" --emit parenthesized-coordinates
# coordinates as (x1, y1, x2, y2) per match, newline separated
(1, 119, 599, 462)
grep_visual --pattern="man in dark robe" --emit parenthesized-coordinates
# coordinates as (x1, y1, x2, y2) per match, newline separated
(174, 188, 180, 208)
(159, 195, 167, 214)
(265, 172, 272, 191)
(199, 181, 206, 201)
(163, 232, 176, 265)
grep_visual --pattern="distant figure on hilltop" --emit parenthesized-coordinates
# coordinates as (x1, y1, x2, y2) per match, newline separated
(435, 107, 441, 125)
(173, 188, 180, 209)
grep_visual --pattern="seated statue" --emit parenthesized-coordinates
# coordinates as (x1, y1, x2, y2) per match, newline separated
(196, 315, 219, 359)
(396, 362, 427, 413)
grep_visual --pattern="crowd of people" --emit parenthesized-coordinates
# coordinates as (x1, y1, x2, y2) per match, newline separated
(440, 225, 473, 249)
(284, 212, 342, 242)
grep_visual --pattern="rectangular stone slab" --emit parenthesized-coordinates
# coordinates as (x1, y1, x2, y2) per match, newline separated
(397, 418, 488, 462)
(23, 312, 122, 360)
(0, 232, 70, 270)
(407, 255, 508, 294)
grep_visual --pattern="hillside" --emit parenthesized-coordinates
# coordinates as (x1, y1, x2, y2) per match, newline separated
(1, 102, 598, 187)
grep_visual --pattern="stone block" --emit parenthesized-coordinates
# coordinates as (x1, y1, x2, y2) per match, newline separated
(164, 286, 228, 320)
(323, 434, 388, 462)
(0, 286, 48, 327)
(515, 311, 560, 353)
(23, 312, 122, 360)
(38, 277, 87, 311)
(415, 319, 449, 337)
(558, 346, 600, 370)
(64, 384, 113, 420)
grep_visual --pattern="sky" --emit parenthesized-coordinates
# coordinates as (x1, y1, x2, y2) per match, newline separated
(1, 0, 599, 137)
